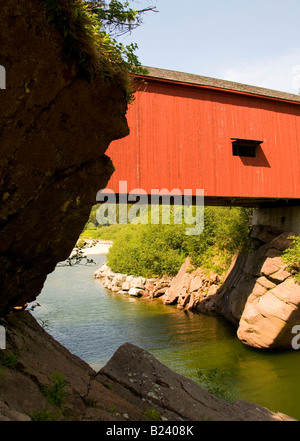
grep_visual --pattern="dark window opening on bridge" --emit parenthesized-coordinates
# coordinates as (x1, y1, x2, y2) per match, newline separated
(231, 138, 263, 158)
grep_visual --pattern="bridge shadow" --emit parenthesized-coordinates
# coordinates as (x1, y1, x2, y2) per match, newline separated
(213, 251, 261, 327)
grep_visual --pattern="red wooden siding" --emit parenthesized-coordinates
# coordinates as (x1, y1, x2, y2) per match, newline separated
(105, 76, 300, 202)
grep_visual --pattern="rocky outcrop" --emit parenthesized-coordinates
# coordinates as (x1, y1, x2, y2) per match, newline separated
(0, 0, 129, 315)
(0, 311, 295, 421)
(214, 226, 300, 349)
(162, 257, 221, 313)
(95, 259, 221, 313)
(100, 342, 295, 421)
(237, 277, 300, 349)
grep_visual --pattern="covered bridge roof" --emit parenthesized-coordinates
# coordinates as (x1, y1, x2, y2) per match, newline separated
(138, 66, 300, 104)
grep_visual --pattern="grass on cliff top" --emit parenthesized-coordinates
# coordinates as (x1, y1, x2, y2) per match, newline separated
(81, 206, 252, 278)
(41, 0, 148, 101)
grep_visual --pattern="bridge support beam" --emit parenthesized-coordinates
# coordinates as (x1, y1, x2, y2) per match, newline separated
(252, 206, 300, 235)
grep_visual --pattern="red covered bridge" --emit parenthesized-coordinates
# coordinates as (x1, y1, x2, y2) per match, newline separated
(105, 67, 300, 216)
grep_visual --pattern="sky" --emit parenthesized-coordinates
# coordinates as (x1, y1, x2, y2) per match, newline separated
(121, 0, 300, 94)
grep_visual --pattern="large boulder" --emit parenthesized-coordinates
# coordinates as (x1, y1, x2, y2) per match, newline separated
(214, 227, 300, 349)
(237, 277, 300, 349)
(100, 342, 294, 421)
(163, 257, 192, 305)
(0, 0, 129, 315)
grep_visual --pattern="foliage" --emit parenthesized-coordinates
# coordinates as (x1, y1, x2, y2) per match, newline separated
(144, 408, 161, 421)
(186, 207, 252, 275)
(282, 235, 300, 281)
(85, 205, 252, 278)
(85, 1, 156, 72)
(30, 407, 58, 421)
(106, 223, 187, 278)
(87, 1, 156, 37)
(41, 0, 156, 98)
(81, 223, 128, 240)
(1, 352, 18, 368)
(30, 372, 69, 421)
(43, 372, 69, 408)
(76, 238, 85, 248)
(0, 352, 19, 381)
(197, 368, 237, 403)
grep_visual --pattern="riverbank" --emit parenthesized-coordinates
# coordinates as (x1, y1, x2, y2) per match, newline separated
(26, 254, 300, 420)
(73, 239, 113, 256)
(94, 226, 300, 351)
(0, 310, 295, 421)
(94, 263, 172, 299)
(93, 259, 222, 314)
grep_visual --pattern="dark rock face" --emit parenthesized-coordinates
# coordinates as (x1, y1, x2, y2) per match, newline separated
(0, 0, 129, 315)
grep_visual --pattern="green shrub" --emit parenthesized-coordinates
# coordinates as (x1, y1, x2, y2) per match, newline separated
(1, 352, 18, 368)
(76, 238, 85, 248)
(81, 223, 133, 241)
(30, 407, 58, 421)
(83, 205, 252, 278)
(144, 408, 161, 421)
(282, 235, 300, 281)
(43, 372, 68, 408)
(107, 224, 187, 278)
(41, 0, 150, 100)
(186, 207, 252, 275)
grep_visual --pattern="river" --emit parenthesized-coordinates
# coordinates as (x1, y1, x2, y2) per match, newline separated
(30, 254, 300, 420)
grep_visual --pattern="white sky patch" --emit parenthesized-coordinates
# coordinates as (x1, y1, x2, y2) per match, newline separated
(221, 49, 300, 94)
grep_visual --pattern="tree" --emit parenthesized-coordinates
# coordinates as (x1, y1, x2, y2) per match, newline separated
(85, 0, 157, 74)
(86, 1, 157, 37)
(42, 0, 157, 86)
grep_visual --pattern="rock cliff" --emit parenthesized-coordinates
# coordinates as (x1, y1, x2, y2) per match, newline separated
(0, 0, 129, 315)
(219, 226, 300, 349)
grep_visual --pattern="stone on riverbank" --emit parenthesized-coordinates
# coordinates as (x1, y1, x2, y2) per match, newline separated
(94, 264, 172, 299)
(128, 288, 144, 297)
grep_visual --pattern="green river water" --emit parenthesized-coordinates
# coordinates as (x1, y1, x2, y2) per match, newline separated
(30, 254, 300, 420)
